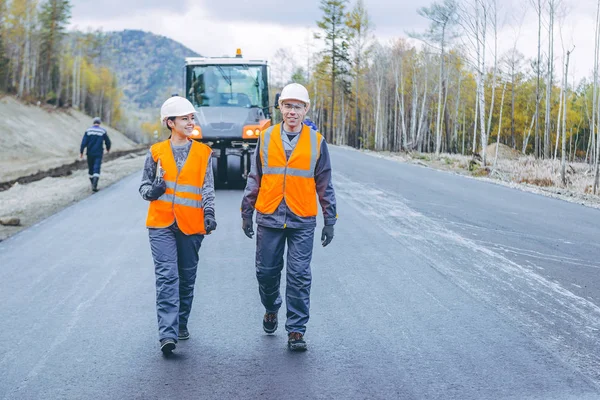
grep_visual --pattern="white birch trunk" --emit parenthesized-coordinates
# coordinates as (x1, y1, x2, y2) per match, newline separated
(554, 82, 563, 161)
(435, 24, 446, 155)
(523, 112, 536, 154)
(544, 0, 555, 159)
(478, 0, 488, 163)
(562, 49, 572, 185)
(410, 64, 418, 147)
(493, 81, 507, 168)
(400, 58, 407, 151)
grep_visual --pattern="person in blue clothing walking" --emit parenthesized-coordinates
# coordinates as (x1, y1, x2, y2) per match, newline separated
(80, 117, 111, 192)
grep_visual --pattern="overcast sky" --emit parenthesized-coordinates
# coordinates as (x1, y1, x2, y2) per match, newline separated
(69, 0, 596, 82)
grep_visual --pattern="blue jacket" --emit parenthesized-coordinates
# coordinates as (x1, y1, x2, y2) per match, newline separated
(303, 118, 318, 130)
(81, 125, 111, 156)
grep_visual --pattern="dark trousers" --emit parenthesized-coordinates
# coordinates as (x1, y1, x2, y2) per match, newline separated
(255, 225, 314, 334)
(148, 223, 204, 341)
(87, 155, 103, 177)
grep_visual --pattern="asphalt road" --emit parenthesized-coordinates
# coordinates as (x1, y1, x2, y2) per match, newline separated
(1, 147, 600, 399)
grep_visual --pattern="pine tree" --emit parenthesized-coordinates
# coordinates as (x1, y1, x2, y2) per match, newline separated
(39, 0, 71, 101)
(0, 0, 8, 91)
(316, 0, 351, 143)
(346, 0, 372, 149)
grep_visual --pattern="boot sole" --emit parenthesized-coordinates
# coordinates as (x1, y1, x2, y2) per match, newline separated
(288, 342, 307, 351)
(263, 321, 278, 334)
(161, 342, 176, 354)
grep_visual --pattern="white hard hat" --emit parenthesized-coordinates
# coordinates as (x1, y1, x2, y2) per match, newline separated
(160, 96, 197, 125)
(279, 83, 310, 105)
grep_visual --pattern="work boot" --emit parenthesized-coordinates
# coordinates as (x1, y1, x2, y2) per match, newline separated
(288, 332, 307, 351)
(263, 312, 278, 334)
(91, 177, 99, 192)
(160, 338, 176, 354)
(178, 327, 190, 340)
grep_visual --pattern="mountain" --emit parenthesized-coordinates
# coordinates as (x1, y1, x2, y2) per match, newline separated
(100, 30, 200, 109)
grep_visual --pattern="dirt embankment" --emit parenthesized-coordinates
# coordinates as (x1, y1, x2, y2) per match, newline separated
(0, 147, 146, 192)
(0, 96, 138, 182)
(0, 95, 148, 241)
(0, 153, 147, 241)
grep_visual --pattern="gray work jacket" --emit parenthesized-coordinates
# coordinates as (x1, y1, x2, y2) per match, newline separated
(241, 123, 337, 229)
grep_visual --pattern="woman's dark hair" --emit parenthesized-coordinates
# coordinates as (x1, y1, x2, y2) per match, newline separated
(166, 116, 176, 131)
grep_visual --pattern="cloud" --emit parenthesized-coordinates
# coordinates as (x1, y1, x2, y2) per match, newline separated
(69, 0, 596, 81)
(71, 0, 430, 36)
(201, 0, 429, 33)
(70, 5, 316, 66)
(70, 0, 195, 20)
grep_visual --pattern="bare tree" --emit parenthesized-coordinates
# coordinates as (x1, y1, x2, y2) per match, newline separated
(476, 0, 488, 164)
(457, 0, 488, 160)
(270, 48, 296, 88)
(485, 0, 500, 156)
(371, 43, 388, 150)
(543, 0, 558, 159)
(531, 0, 543, 158)
(452, 57, 463, 153)
(595, 0, 600, 190)
(562, 47, 574, 185)
(493, 80, 507, 169)
(416, 0, 458, 155)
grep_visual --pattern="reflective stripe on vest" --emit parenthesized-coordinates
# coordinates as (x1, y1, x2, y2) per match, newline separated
(255, 123, 322, 217)
(145, 140, 212, 234)
(155, 181, 203, 208)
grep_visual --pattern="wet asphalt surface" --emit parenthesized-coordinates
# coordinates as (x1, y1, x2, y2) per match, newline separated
(1, 147, 600, 399)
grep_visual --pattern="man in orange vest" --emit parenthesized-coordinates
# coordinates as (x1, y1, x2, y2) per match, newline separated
(139, 96, 217, 355)
(241, 83, 337, 351)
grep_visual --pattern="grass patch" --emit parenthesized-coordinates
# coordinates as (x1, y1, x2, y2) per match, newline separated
(472, 167, 490, 177)
(519, 177, 553, 187)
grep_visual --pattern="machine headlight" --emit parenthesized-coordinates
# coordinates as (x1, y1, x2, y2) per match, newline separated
(245, 129, 254, 136)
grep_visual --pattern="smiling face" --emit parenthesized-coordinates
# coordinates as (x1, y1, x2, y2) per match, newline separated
(167, 113, 196, 138)
(280, 100, 309, 132)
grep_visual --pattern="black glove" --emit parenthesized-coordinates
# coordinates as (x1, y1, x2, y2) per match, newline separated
(204, 211, 217, 234)
(242, 217, 254, 239)
(147, 179, 166, 200)
(321, 225, 334, 247)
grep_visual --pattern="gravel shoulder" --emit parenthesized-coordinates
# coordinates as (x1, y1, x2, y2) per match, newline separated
(0, 153, 146, 241)
(341, 146, 600, 210)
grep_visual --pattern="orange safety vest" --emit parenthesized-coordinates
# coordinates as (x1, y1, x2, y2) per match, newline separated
(255, 123, 322, 217)
(146, 139, 212, 235)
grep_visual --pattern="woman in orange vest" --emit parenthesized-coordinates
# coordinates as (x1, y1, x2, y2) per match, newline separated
(139, 96, 217, 355)
(241, 83, 337, 351)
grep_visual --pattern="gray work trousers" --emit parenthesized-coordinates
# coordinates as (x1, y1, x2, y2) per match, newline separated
(149, 223, 204, 341)
(256, 225, 314, 334)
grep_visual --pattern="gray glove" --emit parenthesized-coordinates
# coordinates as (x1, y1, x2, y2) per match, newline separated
(242, 217, 254, 238)
(204, 211, 217, 234)
(321, 225, 334, 247)
(147, 178, 166, 200)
